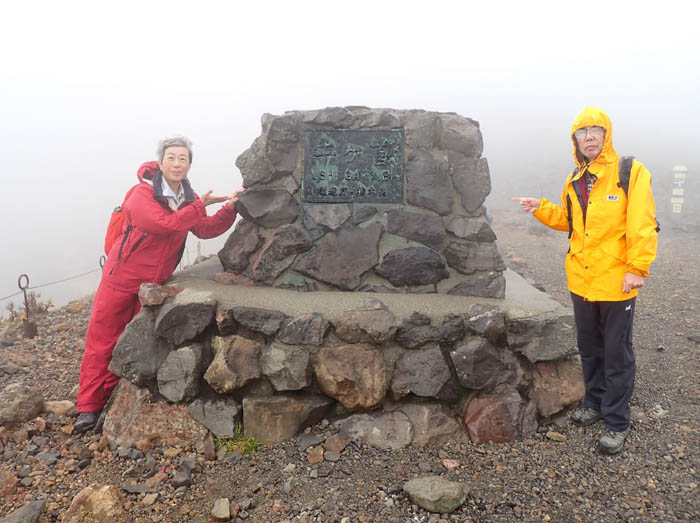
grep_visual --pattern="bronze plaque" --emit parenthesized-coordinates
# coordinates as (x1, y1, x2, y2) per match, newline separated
(302, 129, 404, 203)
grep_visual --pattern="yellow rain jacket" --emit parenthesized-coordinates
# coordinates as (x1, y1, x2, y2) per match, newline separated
(533, 107, 658, 301)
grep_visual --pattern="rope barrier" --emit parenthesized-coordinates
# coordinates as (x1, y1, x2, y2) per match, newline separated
(0, 266, 102, 304)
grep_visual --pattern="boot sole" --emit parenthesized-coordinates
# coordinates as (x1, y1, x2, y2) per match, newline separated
(571, 415, 603, 427)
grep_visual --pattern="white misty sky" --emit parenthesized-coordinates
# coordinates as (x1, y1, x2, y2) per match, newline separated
(1, 0, 698, 306)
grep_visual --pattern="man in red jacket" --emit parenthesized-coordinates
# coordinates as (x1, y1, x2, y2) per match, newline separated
(75, 136, 243, 433)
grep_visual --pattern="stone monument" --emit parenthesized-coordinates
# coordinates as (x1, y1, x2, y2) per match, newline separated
(218, 107, 505, 298)
(103, 107, 583, 452)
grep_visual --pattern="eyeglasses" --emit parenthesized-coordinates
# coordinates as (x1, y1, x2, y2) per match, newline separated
(574, 126, 605, 139)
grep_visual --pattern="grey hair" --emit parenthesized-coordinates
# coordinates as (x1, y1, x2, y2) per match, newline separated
(157, 136, 193, 163)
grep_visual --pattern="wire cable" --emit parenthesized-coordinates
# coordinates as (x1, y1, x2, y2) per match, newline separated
(0, 267, 102, 304)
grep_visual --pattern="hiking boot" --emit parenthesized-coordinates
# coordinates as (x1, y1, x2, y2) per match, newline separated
(598, 428, 629, 454)
(571, 407, 602, 427)
(74, 411, 99, 434)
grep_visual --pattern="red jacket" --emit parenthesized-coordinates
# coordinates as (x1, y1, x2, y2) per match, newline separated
(102, 161, 236, 293)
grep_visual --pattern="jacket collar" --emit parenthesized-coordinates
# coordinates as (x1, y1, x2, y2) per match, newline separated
(152, 171, 195, 208)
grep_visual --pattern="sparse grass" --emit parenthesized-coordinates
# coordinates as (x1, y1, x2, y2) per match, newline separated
(215, 423, 262, 456)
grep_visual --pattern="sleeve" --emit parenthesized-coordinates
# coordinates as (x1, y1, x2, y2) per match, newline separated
(625, 161, 658, 276)
(126, 186, 206, 235)
(532, 181, 571, 232)
(190, 203, 237, 239)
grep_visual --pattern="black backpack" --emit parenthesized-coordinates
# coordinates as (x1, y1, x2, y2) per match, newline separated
(565, 156, 660, 238)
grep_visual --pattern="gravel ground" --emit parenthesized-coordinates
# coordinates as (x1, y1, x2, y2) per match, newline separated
(1, 207, 698, 522)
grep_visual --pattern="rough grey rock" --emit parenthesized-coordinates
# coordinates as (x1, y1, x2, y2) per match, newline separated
(0, 383, 44, 429)
(137, 283, 182, 306)
(394, 313, 465, 349)
(449, 153, 490, 213)
(336, 411, 413, 450)
(349, 107, 402, 128)
(187, 395, 242, 438)
(351, 205, 377, 224)
(204, 335, 262, 393)
(236, 187, 299, 228)
(403, 476, 468, 513)
(157, 344, 206, 403)
(450, 338, 513, 390)
(243, 394, 334, 444)
(314, 344, 387, 411)
(264, 113, 301, 177)
(376, 247, 449, 287)
(530, 357, 585, 417)
(391, 346, 456, 401)
(507, 309, 578, 362)
(303, 203, 351, 234)
(386, 209, 446, 249)
(218, 219, 263, 273)
(397, 402, 464, 447)
(302, 106, 355, 127)
(294, 224, 383, 290)
(260, 342, 312, 391)
(405, 150, 454, 216)
(0, 500, 46, 523)
(463, 385, 538, 444)
(109, 308, 170, 387)
(446, 215, 497, 242)
(277, 313, 329, 345)
(403, 110, 438, 149)
(444, 240, 505, 275)
(447, 271, 506, 299)
(155, 301, 216, 345)
(250, 225, 312, 284)
(465, 304, 507, 346)
(211, 498, 231, 522)
(437, 113, 483, 157)
(332, 306, 398, 344)
(230, 307, 287, 336)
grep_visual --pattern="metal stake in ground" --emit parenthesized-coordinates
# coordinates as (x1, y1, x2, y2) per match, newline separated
(18, 273, 38, 339)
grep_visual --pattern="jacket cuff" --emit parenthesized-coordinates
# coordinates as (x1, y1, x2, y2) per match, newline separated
(626, 265, 648, 277)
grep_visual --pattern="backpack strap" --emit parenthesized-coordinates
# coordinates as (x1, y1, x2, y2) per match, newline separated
(565, 167, 579, 239)
(617, 156, 635, 197)
(617, 156, 661, 233)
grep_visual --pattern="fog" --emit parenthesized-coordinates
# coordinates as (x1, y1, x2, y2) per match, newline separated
(1, 1, 698, 309)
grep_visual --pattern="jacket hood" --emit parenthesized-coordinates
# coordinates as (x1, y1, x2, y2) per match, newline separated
(137, 161, 161, 183)
(571, 107, 618, 168)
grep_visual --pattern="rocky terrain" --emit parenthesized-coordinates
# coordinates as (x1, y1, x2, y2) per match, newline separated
(1, 207, 698, 522)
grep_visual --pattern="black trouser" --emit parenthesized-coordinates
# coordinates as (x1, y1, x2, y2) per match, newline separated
(570, 292, 636, 431)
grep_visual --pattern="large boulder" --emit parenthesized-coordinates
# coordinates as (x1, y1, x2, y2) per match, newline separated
(103, 380, 208, 451)
(155, 300, 216, 345)
(0, 383, 43, 429)
(235, 187, 299, 228)
(314, 344, 387, 411)
(403, 476, 468, 514)
(375, 247, 449, 287)
(157, 344, 206, 403)
(530, 357, 585, 417)
(187, 395, 242, 438)
(218, 219, 263, 273)
(336, 411, 413, 450)
(391, 346, 457, 401)
(294, 224, 383, 290)
(109, 308, 171, 387)
(242, 394, 333, 444)
(203, 335, 262, 394)
(61, 485, 126, 523)
(260, 342, 312, 391)
(463, 386, 537, 444)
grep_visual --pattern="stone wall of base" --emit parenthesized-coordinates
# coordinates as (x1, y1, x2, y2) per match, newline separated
(106, 272, 583, 450)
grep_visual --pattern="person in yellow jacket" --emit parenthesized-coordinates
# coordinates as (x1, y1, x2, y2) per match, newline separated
(514, 107, 658, 454)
